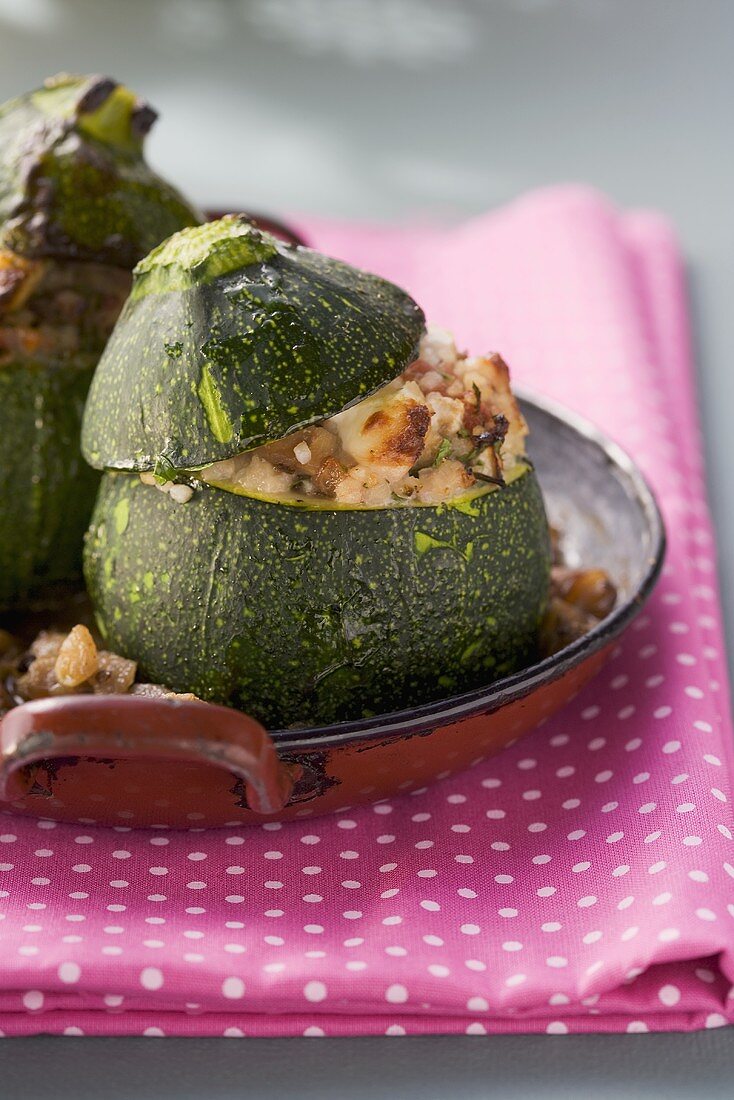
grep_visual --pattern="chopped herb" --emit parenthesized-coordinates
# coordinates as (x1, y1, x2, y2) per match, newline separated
(433, 439, 453, 467)
(153, 455, 178, 485)
(460, 414, 509, 466)
(472, 382, 482, 411)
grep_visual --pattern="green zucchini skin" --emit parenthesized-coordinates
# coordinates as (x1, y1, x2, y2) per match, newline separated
(0, 360, 99, 609)
(85, 469, 551, 728)
(0, 74, 201, 266)
(0, 73, 200, 609)
(82, 219, 426, 474)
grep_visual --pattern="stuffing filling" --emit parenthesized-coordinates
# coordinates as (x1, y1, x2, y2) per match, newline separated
(145, 327, 529, 508)
(0, 622, 198, 717)
(0, 249, 131, 367)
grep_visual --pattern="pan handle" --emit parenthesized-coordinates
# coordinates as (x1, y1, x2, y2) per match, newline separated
(0, 695, 298, 816)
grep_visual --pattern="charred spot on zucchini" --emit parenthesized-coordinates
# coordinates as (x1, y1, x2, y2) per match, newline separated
(0, 73, 201, 265)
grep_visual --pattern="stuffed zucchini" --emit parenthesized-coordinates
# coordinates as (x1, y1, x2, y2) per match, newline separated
(0, 73, 200, 609)
(83, 216, 551, 728)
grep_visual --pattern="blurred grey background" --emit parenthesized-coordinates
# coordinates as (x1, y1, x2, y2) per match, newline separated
(0, 1, 732, 1096)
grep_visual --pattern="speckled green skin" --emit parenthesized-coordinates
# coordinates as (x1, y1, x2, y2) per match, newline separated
(0, 74, 199, 608)
(0, 74, 200, 266)
(0, 360, 99, 609)
(85, 469, 551, 728)
(82, 226, 426, 473)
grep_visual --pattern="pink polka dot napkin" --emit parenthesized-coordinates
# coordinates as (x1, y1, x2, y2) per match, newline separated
(1, 185, 732, 1037)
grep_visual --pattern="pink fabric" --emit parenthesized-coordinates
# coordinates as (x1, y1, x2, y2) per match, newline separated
(1, 185, 732, 1038)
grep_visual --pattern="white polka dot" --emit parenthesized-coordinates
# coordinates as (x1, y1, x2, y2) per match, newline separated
(546, 956, 568, 969)
(658, 984, 681, 1007)
(546, 1021, 568, 1034)
(303, 981, 327, 1003)
(23, 991, 43, 1010)
(385, 983, 408, 1004)
(428, 964, 450, 978)
(696, 908, 717, 922)
(467, 997, 489, 1012)
(58, 962, 81, 984)
(460, 924, 481, 936)
(466, 1022, 487, 1035)
(222, 977, 245, 999)
(502, 941, 523, 952)
(140, 967, 164, 991)
(662, 741, 681, 754)
(706, 1014, 727, 1029)
(627, 1021, 648, 1033)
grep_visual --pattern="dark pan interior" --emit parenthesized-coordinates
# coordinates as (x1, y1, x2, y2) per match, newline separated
(523, 395, 657, 602)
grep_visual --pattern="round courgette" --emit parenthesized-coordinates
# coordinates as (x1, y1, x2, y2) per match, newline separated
(0, 74, 200, 609)
(85, 468, 551, 728)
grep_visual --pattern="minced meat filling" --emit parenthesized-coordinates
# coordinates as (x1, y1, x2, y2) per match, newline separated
(158, 327, 528, 508)
(0, 249, 131, 367)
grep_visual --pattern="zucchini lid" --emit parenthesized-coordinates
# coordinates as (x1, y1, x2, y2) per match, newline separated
(0, 73, 201, 267)
(82, 215, 427, 473)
